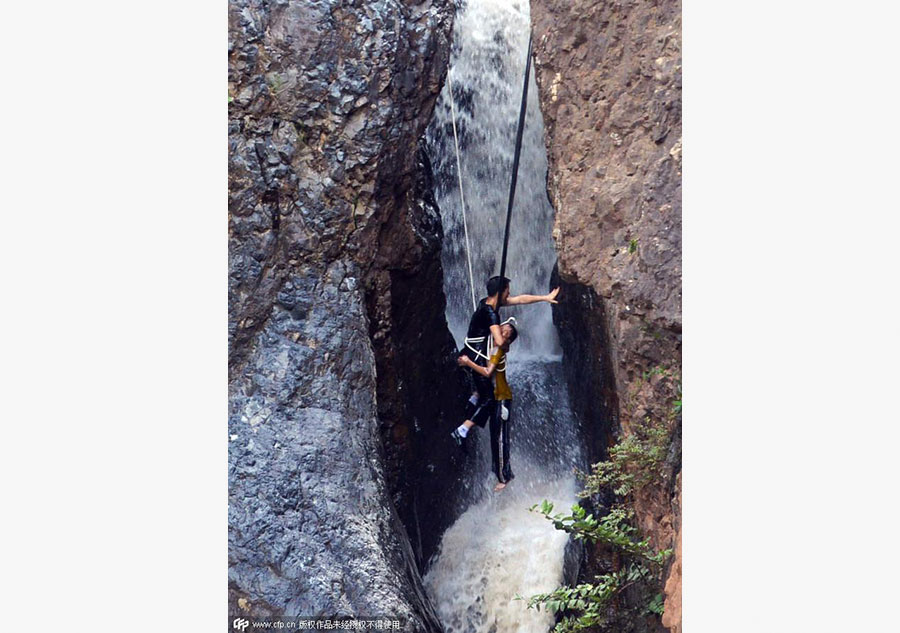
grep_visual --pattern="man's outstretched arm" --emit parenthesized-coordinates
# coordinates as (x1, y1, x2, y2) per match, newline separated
(503, 287, 560, 306)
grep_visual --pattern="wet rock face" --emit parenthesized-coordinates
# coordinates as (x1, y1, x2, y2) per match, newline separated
(228, 0, 455, 627)
(530, 0, 682, 629)
(364, 146, 470, 571)
(551, 275, 619, 465)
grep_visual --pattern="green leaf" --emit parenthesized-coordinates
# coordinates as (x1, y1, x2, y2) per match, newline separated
(647, 593, 665, 615)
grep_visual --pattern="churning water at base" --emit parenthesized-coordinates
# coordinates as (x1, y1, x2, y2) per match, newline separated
(423, 1, 587, 631)
(423, 479, 575, 633)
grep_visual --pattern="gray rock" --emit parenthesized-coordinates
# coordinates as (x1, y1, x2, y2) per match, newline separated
(228, 0, 458, 628)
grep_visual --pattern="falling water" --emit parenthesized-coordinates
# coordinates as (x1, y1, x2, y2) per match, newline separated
(428, 0, 559, 357)
(423, 1, 587, 631)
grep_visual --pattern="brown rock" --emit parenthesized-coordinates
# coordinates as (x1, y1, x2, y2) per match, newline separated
(532, 0, 682, 629)
(663, 474, 682, 633)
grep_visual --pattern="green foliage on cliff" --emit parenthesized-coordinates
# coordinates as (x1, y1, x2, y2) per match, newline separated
(518, 563, 667, 633)
(578, 415, 670, 498)
(647, 592, 665, 615)
(518, 501, 672, 632)
(528, 502, 670, 566)
(520, 390, 680, 632)
(518, 568, 628, 632)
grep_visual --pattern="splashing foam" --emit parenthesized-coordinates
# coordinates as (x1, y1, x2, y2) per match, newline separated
(423, 478, 577, 633)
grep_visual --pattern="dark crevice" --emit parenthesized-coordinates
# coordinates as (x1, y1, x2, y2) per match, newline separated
(364, 140, 469, 574)
(551, 269, 620, 468)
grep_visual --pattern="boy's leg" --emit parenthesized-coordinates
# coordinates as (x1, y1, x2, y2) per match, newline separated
(452, 367, 479, 438)
(489, 404, 502, 480)
(455, 372, 493, 437)
(463, 386, 479, 429)
(469, 397, 495, 430)
(455, 393, 483, 437)
(498, 399, 513, 482)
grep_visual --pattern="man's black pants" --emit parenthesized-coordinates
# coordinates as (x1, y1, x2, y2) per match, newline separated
(464, 366, 495, 428)
(464, 391, 495, 428)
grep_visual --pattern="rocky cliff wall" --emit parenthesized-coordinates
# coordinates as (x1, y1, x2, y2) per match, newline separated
(228, 0, 458, 627)
(530, 0, 682, 630)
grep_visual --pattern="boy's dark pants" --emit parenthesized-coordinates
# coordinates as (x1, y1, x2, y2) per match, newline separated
(490, 399, 513, 483)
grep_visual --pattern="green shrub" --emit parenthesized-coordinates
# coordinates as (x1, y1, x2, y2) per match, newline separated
(578, 415, 670, 498)
(519, 392, 680, 632)
(518, 500, 671, 632)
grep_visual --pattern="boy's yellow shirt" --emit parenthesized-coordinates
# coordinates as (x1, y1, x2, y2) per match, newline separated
(490, 347, 512, 401)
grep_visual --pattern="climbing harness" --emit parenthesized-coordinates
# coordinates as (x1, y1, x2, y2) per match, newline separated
(464, 316, 517, 372)
(464, 335, 492, 362)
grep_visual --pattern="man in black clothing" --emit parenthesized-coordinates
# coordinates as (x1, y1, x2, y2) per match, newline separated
(451, 275, 559, 447)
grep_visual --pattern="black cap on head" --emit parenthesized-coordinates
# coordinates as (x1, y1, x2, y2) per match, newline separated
(486, 276, 511, 297)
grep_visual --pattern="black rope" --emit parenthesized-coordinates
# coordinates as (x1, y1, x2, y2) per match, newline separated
(499, 32, 533, 282)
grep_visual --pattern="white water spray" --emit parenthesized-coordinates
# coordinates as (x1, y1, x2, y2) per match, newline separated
(423, 2, 587, 631)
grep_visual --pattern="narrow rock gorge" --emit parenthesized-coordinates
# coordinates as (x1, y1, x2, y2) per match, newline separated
(228, 0, 681, 630)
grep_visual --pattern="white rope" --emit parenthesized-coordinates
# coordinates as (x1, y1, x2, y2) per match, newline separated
(464, 336, 493, 362)
(465, 317, 517, 366)
(446, 69, 478, 312)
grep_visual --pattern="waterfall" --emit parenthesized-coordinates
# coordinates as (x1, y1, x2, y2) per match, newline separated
(423, 1, 587, 631)
(428, 0, 559, 357)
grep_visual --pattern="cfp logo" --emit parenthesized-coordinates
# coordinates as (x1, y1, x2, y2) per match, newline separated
(233, 618, 250, 631)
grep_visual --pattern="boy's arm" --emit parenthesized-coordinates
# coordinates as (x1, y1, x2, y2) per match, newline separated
(503, 287, 560, 306)
(457, 355, 498, 378)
